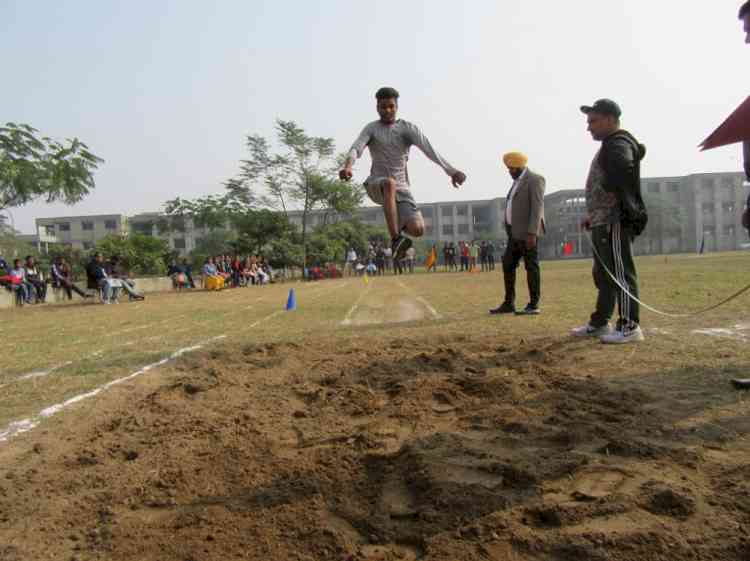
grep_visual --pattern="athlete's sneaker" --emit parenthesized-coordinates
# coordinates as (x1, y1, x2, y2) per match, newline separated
(391, 235, 412, 261)
(571, 323, 611, 337)
(601, 324, 645, 345)
(515, 304, 541, 316)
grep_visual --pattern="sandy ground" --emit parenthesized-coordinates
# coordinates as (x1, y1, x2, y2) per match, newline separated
(2, 255, 750, 560)
(2, 329, 750, 560)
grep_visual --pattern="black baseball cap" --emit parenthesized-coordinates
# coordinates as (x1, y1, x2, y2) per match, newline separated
(580, 99, 622, 118)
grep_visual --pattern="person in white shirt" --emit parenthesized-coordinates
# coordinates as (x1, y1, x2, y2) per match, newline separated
(344, 248, 357, 277)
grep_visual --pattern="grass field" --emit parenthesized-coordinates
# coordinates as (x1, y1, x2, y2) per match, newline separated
(1, 252, 750, 560)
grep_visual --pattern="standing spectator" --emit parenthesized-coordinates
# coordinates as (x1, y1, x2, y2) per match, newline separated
(375, 244, 386, 276)
(442, 243, 450, 272)
(571, 99, 647, 343)
(480, 241, 489, 272)
(231, 255, 243, 287)
(460, 241, 470, 271)
(51, 256, 89, 300)
(345, 247, 357, 277)
(383, 245, 393, 273)
(406, 246, 416, 273)
(469, 241, 479, 271)
(447, 242, 457, 271)
(490, 152, 545, 316)
(487, 240, 496, 271)
(426, 244, 438, 272)
(24, 256, 47, 303)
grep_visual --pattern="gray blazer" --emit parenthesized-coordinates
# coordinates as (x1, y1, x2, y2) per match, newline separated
(505, 168, 546, 240)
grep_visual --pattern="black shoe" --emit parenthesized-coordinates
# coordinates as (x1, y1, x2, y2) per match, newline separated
(515, 304, 541, 315)
(489, 302, 515, 315)
(391, 235, 412, 261)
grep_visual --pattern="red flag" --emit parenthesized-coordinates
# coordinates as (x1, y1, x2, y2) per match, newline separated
(563, 242, 573, 256)
(700, 95, 750, 151)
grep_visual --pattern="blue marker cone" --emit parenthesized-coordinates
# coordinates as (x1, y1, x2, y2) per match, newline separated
(285, 288, 297, 311)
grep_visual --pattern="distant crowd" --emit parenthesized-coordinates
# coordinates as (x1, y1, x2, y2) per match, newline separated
(188, 254, 274, 291)
(0, 253, 145, 306)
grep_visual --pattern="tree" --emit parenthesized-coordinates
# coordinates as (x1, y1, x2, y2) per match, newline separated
(231, 209, 295, 255)
(229, 120, 364, 268)
(0, 123, 103, 211)
(95, 234, 170, 275)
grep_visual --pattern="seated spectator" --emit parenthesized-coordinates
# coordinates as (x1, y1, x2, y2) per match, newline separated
(51, 255, 90, 300)
(86, 252, 120, 303)
(107, 256, 145, 301)
(258, 256, 274, 283)
(24, 255, 47, 303)
(202, 257, 225, 290)
(167, 260, 192, 289)
(2, 259, 29, 305)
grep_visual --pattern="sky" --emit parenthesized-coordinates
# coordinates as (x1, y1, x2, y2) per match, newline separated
(2, 0, 749, 234)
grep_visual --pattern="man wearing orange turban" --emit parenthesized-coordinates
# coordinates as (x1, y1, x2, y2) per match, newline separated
(490, 152, 546, 316)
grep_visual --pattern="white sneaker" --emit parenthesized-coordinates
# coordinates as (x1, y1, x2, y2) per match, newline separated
(571, 323, 611, 337)
(601, 325, 645, 345)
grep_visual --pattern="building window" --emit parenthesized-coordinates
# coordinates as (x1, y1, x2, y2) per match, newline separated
(361, 211, 377, 222)
(57, 223, 70, 232)
(421, 207, 433, 218)
(104, 220, 117, 230)
(173, 238, 186, 249)
(441, 206, 452, 217)
(82, 221, 94, 231)
(82, 241, 94, 250)
(458, 224, 470, 234)
(667, 182, 680, 192)
(44, 225, 55, 236)
(724, 225, 736, 237)
(722, 202, 736, 213)
(647, 182, 660, 194)
(702, 179, 715, 190)
(442, 224, 454, 235)
(456, 205, 468, 216)
(194, 237, 203, 248)
(702, 203, 714, 214)
(424, 225, 433, 236)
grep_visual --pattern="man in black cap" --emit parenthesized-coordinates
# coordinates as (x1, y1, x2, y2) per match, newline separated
(571, 99, 648, 344)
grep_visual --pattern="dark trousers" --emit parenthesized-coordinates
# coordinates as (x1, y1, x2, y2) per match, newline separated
(590, 222, 640, 328)
(28, 279, 47, 302)
(502, 228, 541, 307)
(488, 254, 495, 271)
(59, 281, 87, 299)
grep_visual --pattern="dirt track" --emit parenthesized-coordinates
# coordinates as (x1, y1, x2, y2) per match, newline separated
(1, 327, 749, 561)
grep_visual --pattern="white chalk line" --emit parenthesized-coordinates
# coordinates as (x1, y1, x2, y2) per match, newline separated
(0, 334, 227, 444)
(341, 285, 372, 326)
(691, 322, 750, 342)
(397, 280, 442, 320)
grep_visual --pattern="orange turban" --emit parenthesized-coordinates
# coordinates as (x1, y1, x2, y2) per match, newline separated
(502, 152, 528, 168)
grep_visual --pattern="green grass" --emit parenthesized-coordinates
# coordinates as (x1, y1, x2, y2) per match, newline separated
(1, 250, 749, 430)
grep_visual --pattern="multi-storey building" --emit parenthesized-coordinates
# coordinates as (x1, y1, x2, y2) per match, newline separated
(34, 214, 128, 251)
(30, 171, 748, 259)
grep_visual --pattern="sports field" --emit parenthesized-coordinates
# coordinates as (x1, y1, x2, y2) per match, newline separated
(1, 252, 750, 561)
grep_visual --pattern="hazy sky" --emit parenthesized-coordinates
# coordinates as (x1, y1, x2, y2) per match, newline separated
(3, 1, 748, 233)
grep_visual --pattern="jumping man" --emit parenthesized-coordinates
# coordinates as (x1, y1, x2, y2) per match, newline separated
(339, 87, 467, 259)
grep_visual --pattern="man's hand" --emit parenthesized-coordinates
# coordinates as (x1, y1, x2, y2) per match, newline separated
(526, 234, 537, 250)
(339, 167, 353, 182)
(451, 170, 466, 188)
(581, 216, 592, 231)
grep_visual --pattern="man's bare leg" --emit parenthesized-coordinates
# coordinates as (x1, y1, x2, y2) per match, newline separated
(403, 215, 424, 237)
(382, 178, 401, 239)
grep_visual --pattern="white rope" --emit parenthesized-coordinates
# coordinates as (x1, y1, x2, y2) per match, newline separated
(585, 230, 750, 318)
